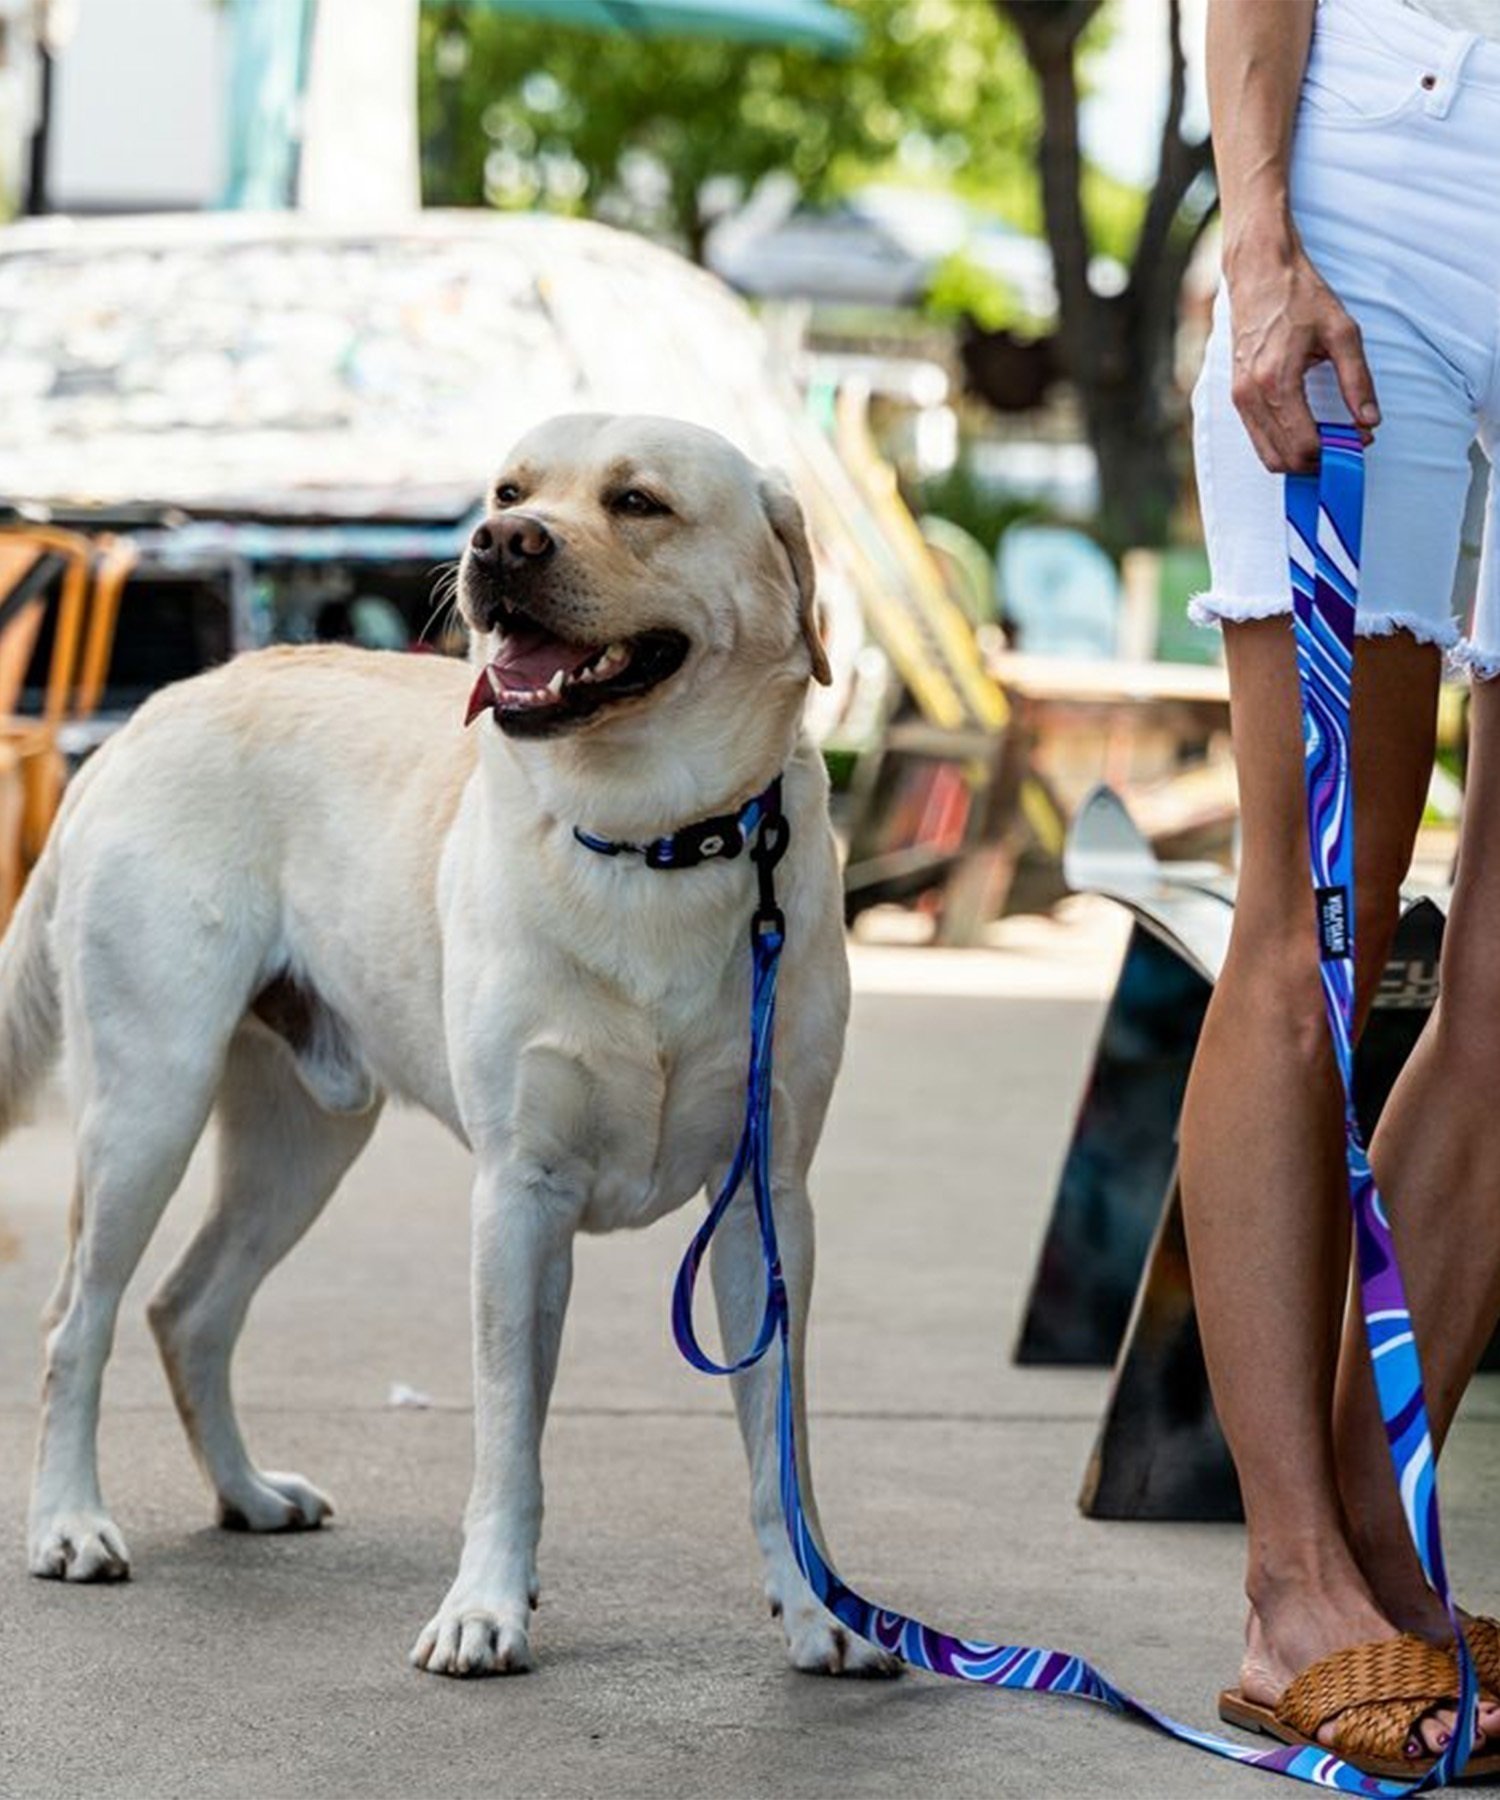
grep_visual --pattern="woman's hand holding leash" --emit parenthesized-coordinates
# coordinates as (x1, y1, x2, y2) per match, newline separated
(1225, 230, 1379, 473)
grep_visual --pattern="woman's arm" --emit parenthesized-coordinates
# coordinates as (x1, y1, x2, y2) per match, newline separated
(1207, 0, 1380, 472)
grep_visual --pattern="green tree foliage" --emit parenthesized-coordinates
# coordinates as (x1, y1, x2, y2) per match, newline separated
(419, 0, 1040, 259)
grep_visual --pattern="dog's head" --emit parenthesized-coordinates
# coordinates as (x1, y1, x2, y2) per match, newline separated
(460, 413, 830, 741)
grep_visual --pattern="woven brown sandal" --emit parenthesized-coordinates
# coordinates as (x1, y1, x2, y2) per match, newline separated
(1464, 1617, 1500, 1696)
(1219, 1633, 1500, 1780)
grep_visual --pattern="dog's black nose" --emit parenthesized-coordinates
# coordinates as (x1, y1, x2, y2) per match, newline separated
(469, 514, 555, 568)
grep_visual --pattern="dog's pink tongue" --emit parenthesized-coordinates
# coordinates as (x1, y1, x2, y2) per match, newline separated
(463, 628, 599, 725)
(493, 627, 596, 689)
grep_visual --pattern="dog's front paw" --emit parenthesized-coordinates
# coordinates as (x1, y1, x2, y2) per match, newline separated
(29, 1510, 131, 1582)
(783, 1602, 902, 1679)
(410, 1598, 533, 1678)
(218, 1470, 333, 1533)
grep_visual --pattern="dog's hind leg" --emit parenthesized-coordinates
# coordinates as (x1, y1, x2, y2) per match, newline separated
(29, 1036, 224, 1582)
(710, 1178, 901, 1678)
(148, 1022, 380, 1532)
(29, 845, 273, 1583)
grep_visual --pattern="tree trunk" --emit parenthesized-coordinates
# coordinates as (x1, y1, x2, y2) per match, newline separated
(1087, 375, 1175, 554)
(1082, 294, 1178, 554)
(994, 0, 1214, 555)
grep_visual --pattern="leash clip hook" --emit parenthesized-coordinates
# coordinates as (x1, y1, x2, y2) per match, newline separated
(749, 790, 789, 941)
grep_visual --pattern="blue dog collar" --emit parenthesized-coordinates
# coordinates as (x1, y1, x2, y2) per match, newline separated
(573, 777, 783, 872)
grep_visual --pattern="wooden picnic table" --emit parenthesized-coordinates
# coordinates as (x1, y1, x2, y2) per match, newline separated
(988, 650, 1230, 710)
(986, 648, 1236, 860)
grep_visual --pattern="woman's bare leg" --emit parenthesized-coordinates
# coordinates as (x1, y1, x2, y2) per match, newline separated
(1178, 618, 1463, 1753)
(1337, 676, 1500, 1642)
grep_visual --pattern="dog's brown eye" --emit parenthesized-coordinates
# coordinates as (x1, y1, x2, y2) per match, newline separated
(495, 483, 522, 506)
(612, 488, 670, 519)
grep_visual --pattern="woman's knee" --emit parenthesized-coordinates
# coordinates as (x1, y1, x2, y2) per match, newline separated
(1220, 885, 1399, 1065)
(1217, 908, 1336, 1069)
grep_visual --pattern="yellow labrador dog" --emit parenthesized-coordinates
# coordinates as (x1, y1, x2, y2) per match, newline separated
(2, 413, 898, 1679)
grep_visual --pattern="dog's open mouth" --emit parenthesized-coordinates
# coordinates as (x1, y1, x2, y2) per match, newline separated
(465, 610, 690, 736)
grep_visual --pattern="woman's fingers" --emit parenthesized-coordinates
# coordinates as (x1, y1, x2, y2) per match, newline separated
(1232, 333, 1323, 473)
(1227, 254, 1379, 473)
(1262, 353, 1324, 472)
(1324, 309, 1381, 435)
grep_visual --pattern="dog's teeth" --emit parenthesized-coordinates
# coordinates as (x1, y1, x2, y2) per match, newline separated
(587, 643, 629, 681)
(546, 669, 567, 697)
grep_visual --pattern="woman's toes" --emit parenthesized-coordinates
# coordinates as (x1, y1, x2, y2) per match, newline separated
(1409, 1702, 1492, 1760)
(1416, 1708, 1454, 1758)
(1437, 1699, 1500, 1756)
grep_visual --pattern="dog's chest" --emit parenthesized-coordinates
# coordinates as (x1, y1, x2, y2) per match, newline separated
(508, 969, 752, 1234)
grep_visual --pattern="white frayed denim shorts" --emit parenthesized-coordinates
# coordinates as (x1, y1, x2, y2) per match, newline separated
(1191, 0, 1500, 675)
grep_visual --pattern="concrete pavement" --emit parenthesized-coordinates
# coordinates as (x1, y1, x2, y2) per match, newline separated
(3, 907, 1498, 1799)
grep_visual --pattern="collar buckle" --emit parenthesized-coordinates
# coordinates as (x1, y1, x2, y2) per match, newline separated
(644, 815, 746, 870)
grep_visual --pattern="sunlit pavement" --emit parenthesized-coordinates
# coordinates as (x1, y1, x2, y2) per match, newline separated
(3, 898, 1498, 1799)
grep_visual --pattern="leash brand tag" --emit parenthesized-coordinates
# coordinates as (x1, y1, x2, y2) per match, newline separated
(1316, 884, 1350, 961)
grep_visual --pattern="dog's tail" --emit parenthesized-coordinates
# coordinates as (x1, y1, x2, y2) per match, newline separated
(0, 837, 62, 1143)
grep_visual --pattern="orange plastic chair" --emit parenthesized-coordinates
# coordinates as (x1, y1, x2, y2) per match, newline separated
(0, 528, 134, 917)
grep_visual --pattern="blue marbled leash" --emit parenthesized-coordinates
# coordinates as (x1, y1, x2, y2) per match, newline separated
(665, 427, 1475, 1788)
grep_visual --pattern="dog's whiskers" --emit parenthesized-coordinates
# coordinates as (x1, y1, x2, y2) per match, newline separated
(420, 563, 462, 647)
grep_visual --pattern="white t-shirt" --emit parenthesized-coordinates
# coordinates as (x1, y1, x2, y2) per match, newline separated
(1402, 0, 1500, 38)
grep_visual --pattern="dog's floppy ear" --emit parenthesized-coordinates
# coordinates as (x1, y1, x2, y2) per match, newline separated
(759, 470, 832, 687)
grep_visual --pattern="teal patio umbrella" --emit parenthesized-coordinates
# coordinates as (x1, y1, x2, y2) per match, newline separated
(466, 0, 859, 49)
